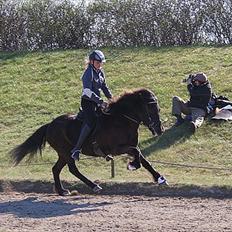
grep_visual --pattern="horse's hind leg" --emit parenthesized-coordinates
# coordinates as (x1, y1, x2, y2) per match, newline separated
(126, 146, 142, 170)
(67, 160, 101, 192)
(52, 156, 70, 196)
(140, 154, 168, 185)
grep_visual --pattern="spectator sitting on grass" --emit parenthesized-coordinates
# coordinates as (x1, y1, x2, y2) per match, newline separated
(172, 72, 212, 133)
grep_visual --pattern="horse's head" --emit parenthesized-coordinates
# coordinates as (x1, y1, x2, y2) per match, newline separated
(108, 88, 164, 135)
(137, 89, 164, 136)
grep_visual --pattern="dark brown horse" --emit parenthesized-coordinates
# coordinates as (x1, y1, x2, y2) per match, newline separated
(10, 88, 167, 196)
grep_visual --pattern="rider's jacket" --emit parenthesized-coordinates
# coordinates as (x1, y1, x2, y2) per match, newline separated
(81, 64, 112, 104)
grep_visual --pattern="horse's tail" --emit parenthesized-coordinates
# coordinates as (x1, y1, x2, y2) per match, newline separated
(10, 123, 50, 166)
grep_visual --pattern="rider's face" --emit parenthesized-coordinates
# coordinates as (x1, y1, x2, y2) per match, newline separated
(91, 60, 103, 70)
(193, 80, 200, 86)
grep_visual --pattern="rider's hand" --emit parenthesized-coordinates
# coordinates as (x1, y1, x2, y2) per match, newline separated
(187, 74, 194, 85)
(108, 99, 113, 104)
(183, 74, 194, 85)
(100, 101, 108, 110)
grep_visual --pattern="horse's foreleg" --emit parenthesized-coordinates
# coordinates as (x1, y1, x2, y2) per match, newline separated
(139, 155, 160, 181)
(52, 156, 70, 196)
(67, 161, 101, 192)
(140, 154, 168, 185)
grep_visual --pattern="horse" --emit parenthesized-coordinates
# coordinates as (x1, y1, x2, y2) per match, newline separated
(10, 88, 167, 196)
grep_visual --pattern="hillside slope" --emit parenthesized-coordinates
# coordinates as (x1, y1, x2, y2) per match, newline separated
(0, 46, 231, 186)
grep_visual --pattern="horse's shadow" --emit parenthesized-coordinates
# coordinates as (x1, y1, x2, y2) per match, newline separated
(0, 196, 113, 219)
(141, 122, 194, 156)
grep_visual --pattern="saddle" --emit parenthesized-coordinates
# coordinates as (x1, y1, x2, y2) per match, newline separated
(75, 107, 107, 122)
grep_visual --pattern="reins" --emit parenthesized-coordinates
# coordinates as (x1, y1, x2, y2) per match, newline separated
(122, 100, 158, 127)
(102, 109, 140, 125)
(102, 101, 159, 128)
(102, 96, 159, 130)
(122, 114, 140, 124)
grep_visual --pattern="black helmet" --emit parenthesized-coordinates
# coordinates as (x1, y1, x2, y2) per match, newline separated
(89, 50, 106, 63)
(193, 73, 208, 83)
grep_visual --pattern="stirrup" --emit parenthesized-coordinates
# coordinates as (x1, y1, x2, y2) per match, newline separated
(71, 149, 81, 161)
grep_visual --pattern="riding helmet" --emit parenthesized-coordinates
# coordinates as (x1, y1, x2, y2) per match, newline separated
(89, 50, 106, 63)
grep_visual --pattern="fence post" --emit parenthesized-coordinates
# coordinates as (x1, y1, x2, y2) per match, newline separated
(111, 159, 115, 178)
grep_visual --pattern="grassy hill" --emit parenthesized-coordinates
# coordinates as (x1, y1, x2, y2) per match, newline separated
(0, 46, 232, 187)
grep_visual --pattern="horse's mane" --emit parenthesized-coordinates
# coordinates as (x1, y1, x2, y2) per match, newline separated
(109, 88, 145, 104)
(108, 88, 155, 113)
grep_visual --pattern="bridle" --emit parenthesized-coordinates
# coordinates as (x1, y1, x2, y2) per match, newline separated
(141, 100, 159, 131)
(122, 100, 159, 132)
(102, 95, 161, 133)
(122, 114, 140, 124)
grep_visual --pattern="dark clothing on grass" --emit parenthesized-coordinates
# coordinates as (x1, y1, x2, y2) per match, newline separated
(187, 81, 212, 112)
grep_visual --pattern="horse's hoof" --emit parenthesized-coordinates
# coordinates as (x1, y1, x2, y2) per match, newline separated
(63, 191, 71, 196)
(158, 176, 169, 186)
(127, 163, 137, 170)
(53, 186, 71, 196)
(93, 185, 102, 193)
(57, 190, 71, 196)
(127, 161, 141, 171)
(60, 189, 71, 196)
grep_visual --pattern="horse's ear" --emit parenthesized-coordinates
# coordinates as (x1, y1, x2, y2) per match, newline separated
(138, 92, 143, 102)
(138, 92, 144, 99)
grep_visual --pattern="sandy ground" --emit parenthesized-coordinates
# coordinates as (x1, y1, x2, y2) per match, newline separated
(0, 181, 232, 232)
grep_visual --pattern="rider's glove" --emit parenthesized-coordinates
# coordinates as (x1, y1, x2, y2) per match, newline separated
(100, 101, 108, 110)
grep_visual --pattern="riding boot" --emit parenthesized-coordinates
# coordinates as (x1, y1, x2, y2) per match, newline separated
(71, 124, 91, 160)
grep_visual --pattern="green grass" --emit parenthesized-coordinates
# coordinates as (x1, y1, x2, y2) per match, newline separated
(0, 46, 232, 188)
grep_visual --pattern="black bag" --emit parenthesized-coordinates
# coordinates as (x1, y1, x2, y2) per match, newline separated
(211, 93, 232, 109)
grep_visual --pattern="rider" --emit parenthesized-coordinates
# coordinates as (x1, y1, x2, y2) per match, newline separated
(71, 50, 113, 160)
(172, 72, 212, 132)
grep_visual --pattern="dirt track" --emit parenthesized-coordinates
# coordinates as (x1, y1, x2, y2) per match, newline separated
(0, 181, 232, 232)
